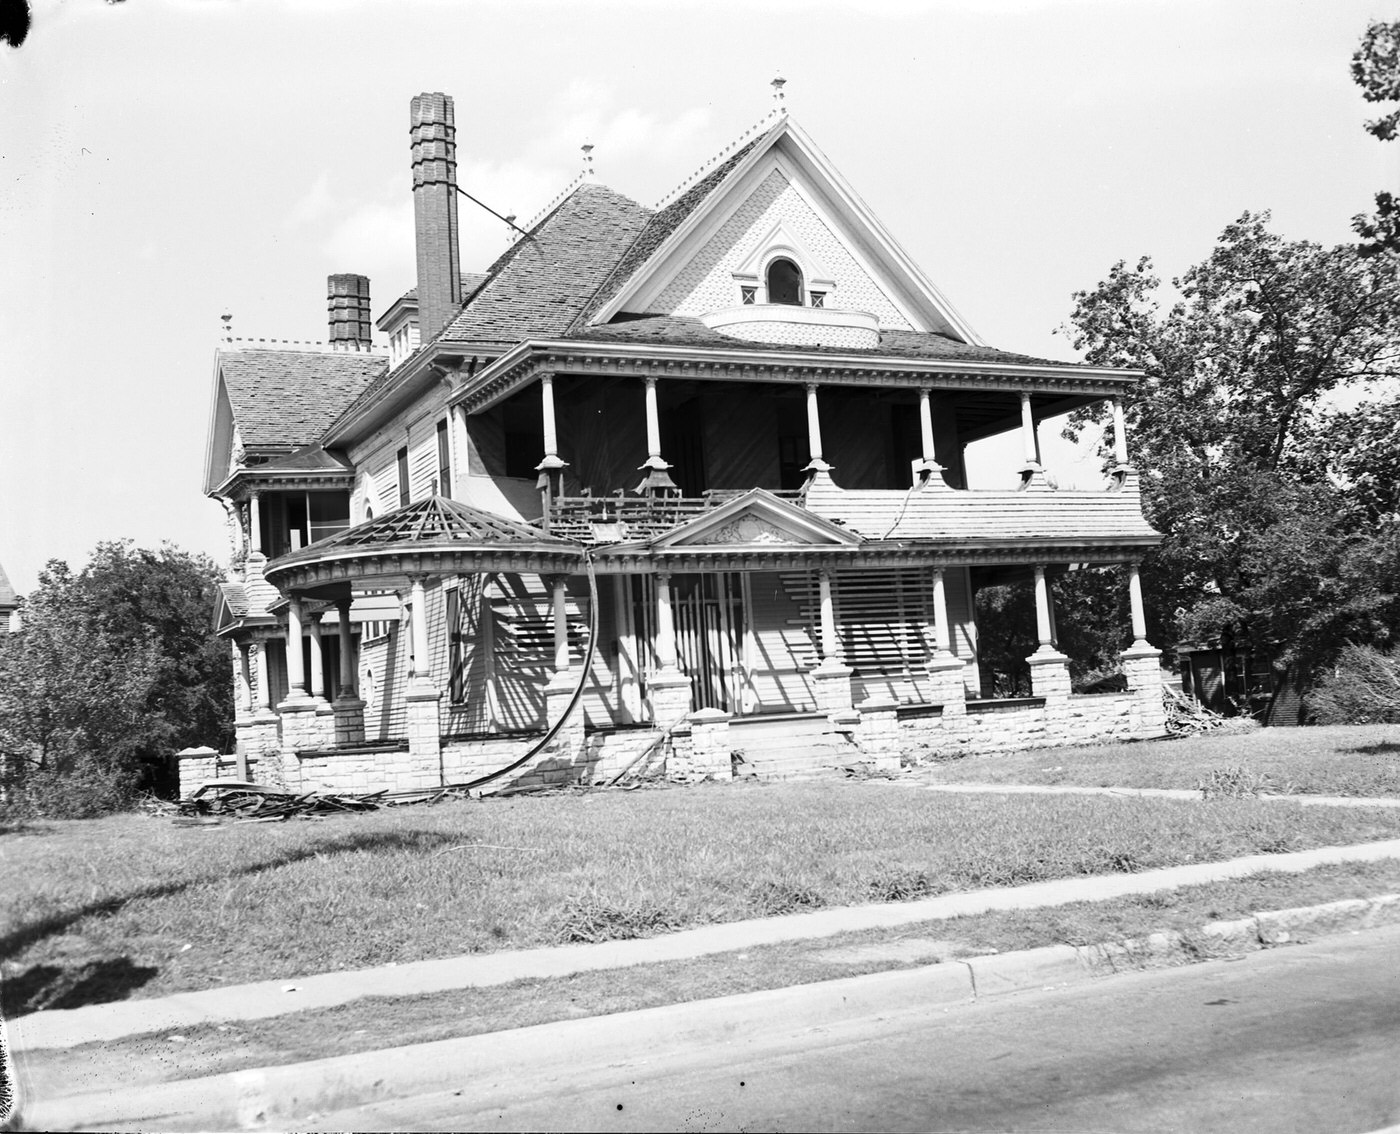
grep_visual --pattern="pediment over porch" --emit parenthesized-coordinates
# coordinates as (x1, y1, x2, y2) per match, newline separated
(650, 488, 862, 551)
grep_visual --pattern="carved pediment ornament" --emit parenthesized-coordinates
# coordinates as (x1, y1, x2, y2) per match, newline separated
(693, 515, 800, 546)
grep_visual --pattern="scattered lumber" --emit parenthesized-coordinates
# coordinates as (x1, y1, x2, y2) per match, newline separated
(171, 780, 473, 822)
(1163, 686, 1236, 736)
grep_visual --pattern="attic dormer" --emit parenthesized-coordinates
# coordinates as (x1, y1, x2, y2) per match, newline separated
(377, 289, 422, 369)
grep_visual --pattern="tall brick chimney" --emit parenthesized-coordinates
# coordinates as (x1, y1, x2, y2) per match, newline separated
(327, 274, 372, 351)
(410, 92, 462, 342)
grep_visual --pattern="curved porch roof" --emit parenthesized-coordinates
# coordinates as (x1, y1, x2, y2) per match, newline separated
(263, 496, 584, 596)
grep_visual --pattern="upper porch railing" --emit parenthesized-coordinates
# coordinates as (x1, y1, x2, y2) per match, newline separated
(546, 489, 806, 544)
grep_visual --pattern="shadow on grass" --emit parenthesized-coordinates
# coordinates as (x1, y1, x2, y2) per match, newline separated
(1349, 742, 1400, 755)
(2, 957, 160, 1017)
(0, 827, 463, 1010)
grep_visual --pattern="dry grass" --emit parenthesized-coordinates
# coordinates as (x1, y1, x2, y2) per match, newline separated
(6, 776, 1400, 1015)
(922, 724, 1400, 796)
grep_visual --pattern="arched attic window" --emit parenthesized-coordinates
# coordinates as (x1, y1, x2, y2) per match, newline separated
(766, 258, 803, 306)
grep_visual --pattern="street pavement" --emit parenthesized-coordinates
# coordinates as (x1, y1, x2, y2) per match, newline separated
(310, 923, 1400, 1133)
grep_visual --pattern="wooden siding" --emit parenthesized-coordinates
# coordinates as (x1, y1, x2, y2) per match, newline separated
(745, 571, 818, 713)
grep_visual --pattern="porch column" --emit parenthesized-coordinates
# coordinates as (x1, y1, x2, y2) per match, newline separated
(235, 643, 253, 716)
(1032, 565, 1054, 649)
(405, 574, 442, 786)
(551, 575, 570, 673)
(284, 596, 309, 700)
(804, 383, 832, 473)
(536, 373, 566, 473)
(917, 387, 945, 482)
(1019, 392, 1042, 475)
(253, 640, 271, 712)
(636, 375, 676, 492)
(926, 567, 966, 713)
(409, 575, 432, 681)
(655, 572, 678, 670)
(1120, 559, 1166, 735)
(308, 613, 326, 700)
(647, 571, 693, 723)
(1027, 564, 1071, 701)
(812, 568, 854, 715)
(818, 569, 839, 660)
(1112, 396, 1130, 466)
(333, 597, 365, 746)
(1127, 561, 1149, 647)
(248, 493, 263, 555)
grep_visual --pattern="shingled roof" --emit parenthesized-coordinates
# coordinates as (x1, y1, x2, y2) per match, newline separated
(437, 182, 653, 348)
(0, 559, 17, 610)
(571, 134, 767, 329)
(221, 350, 387, 449)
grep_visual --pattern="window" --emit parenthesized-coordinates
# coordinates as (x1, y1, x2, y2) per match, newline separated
(766, 258, 803, 306)
(778, 434, 811, 490)
(809, 291, 826, 308)
(397, 446, 410, 506)
(446, 586, 466, 703)
(740, 285, 756, 305)
(436, 418, 452, 498)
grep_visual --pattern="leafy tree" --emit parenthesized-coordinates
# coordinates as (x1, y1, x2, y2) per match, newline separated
(1352, 20, 1400, 255)
(1061, 212, 1400, 677)
(0, 543, 233, 815)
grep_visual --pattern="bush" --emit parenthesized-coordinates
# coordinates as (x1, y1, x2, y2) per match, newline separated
(1309, 645, 1400, 724)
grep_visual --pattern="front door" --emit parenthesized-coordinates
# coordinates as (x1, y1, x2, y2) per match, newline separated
(671, 573, 747, 713)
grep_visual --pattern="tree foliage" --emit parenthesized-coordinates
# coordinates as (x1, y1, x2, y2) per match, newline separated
(0, 542, 233, 816)
(1061, 213, 1400, 677)
(1352, 20, 1400, 255)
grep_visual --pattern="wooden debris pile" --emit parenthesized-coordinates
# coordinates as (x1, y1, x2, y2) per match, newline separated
(1163, 686, 1236, 736)
(166, 780, 474, 823)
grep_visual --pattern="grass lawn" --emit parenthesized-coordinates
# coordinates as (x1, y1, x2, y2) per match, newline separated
(6, 771, 1400, 1017)
(19, 857, 1400, 1100)
(922, 724, 1400, 796)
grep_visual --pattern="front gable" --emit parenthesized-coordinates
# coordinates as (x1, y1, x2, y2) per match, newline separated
(652, 489, 862, 551)
(591, 117, 981, 345)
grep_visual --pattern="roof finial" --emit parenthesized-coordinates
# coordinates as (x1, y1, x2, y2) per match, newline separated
(504, 214, 517, 245)
(581, 141, 595, 178)
(220, 312, 233, 343)
(771, 75, 786, 113)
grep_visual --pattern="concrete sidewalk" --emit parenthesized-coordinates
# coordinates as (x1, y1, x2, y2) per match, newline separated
(897, 781, 1400, 808)
(13, 834, 1400, 1052)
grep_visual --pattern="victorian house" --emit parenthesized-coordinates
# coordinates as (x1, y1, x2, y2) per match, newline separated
(194, 89, 1164, 796)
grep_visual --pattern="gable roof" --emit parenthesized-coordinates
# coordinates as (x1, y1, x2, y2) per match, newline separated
(220, 350, 387, 449)
(571, 133, 769, 330)
(577, 114, 982, 342)
(0, 559, 17, 609)
(436, 181, 653, 349)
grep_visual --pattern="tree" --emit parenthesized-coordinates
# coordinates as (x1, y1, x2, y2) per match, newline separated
(1061, 213, 1400, 677)
(1352, 20, 1400, 255)
(0, 543, 233, 815)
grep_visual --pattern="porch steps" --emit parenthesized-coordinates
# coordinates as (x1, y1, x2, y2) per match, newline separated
(728, 713, 861, 781)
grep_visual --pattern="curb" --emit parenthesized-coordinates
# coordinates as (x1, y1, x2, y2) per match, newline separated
(19, 891, 1400, 1132)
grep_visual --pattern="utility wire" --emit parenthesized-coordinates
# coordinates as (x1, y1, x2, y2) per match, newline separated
(455, 186, 536, 242)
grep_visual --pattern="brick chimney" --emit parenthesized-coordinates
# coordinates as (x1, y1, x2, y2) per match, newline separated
(327, 274, 372, 351)
(410, 92, 462, 343)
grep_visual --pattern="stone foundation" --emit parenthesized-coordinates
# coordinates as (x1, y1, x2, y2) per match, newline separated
(855, 697, 900, 771)
(926, 655, 967, 717)
(647, 668, 693, 726)
(669, 708, 733, 782)
(1027, 647, 1072, 701)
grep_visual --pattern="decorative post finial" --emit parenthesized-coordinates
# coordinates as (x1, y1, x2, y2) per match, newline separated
(771, 76, 786, 112)
(582, 141, 595, 178)
(220, 312, 233, 343)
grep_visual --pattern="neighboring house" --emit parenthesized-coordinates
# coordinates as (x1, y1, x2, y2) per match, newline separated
(0, 559, 17, 636)
(195, 89, 1164, 796)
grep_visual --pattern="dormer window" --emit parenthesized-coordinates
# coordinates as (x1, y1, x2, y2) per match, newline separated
(767, 258, 803, 306)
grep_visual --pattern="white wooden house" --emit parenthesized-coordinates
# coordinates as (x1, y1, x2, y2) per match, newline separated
(195, 91, 1164, 795)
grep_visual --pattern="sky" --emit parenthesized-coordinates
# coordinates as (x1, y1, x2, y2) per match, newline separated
(1, 0, 1393, 597)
